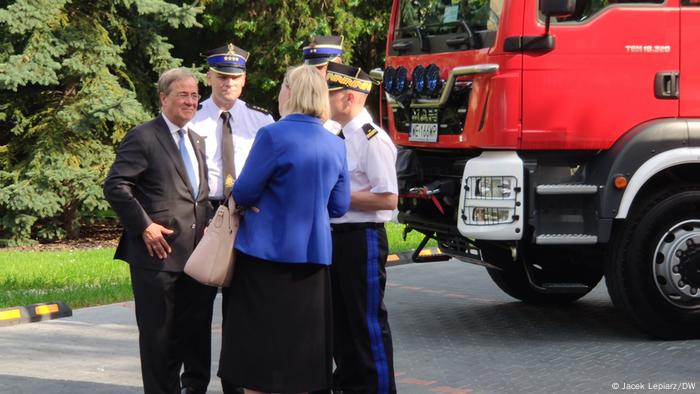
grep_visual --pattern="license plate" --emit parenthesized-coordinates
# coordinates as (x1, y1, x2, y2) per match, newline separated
(409, 108, 438, 142)
(409, 123, 438, 142)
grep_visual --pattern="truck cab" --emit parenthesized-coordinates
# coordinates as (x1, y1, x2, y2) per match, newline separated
(377, 0, 700, 339)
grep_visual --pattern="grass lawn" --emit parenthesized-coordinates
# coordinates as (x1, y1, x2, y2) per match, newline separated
(385, 222, 436, 254)
(0, 223, 437, 309)
(0, 248, 131, 309)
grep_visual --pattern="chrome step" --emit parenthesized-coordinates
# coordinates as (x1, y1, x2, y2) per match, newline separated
(536, 234, 598, 245)
(536, 184, 598, 195)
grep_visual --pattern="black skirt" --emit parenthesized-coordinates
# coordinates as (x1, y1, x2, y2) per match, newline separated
(218, 251, 333, 393)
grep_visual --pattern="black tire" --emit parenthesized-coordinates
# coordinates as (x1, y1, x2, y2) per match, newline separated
(483, 243, 602, 304)
(605, 184, 700, 339)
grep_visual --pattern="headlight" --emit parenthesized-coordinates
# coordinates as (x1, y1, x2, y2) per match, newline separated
(470, 207, 515, 225)
(395, 66, 408, 95)
(425, 64, 441, 96)
(412, 65, 426, 94)
(470, 176, 517, 199)
(383, 67, 395, 94)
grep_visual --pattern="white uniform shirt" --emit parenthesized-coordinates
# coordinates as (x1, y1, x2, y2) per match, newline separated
(162, 114, 200, 189)
(324, 119, 342, 135)
(190, 97, 274, 199)
(331, 108, 398, 224)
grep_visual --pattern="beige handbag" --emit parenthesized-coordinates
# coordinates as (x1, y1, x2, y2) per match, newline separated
(185, 196, 239, 287)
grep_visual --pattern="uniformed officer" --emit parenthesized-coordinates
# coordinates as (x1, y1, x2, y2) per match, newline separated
(325, 62, 398, 394)
(301, 34, 344, 75)
(187, 42, 273, 394)
(190, 42, 274, 209)
(301, 35, 344, 134)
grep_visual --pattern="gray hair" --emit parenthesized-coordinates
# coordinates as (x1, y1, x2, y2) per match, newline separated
(158, 68, 197, 95)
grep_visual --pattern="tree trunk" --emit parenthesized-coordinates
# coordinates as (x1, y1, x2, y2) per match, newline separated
(63, 200, 80, 239)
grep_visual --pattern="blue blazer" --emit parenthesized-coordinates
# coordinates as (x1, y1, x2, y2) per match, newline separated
(232, 114, 350, 265)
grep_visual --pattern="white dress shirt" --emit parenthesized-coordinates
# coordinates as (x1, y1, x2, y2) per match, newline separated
(190, 97, 274, 199)
(331, 108, 398, 224)
(162, 114, 200, 189)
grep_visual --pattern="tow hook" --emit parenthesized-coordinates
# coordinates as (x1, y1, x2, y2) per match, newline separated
(401, 186, 445, 215)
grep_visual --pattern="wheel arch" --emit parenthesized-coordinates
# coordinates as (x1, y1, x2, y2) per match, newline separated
(589, 119, 700, 220)
(616, 154, 700, 219)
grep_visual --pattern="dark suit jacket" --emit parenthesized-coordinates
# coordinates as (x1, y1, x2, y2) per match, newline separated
(103, 115, 210, 272)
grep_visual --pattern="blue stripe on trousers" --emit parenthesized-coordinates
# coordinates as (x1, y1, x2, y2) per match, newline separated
(365, 228, 389, 394)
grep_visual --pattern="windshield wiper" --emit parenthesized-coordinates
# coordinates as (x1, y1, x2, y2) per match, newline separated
(418, 20, 474, 49)
(450, 20, 474, 48)
(395, 25, 431, 51)
(396, 19, 474, 51)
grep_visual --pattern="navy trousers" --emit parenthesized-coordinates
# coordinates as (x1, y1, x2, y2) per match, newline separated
(329, 224, 396, 394)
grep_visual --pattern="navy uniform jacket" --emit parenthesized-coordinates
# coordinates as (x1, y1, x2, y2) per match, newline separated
(232, 114, 350, 265)
(103, 115, 210, 272)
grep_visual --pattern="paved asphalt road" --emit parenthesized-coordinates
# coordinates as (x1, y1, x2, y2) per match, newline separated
(1, 260, 699, 394)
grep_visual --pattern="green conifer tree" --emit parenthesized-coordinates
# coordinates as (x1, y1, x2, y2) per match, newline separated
(172, 0, 390, 112)
(0, 0, 203, 245)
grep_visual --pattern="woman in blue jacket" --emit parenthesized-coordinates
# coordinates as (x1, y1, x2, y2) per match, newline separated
(219, 65, 350, 394)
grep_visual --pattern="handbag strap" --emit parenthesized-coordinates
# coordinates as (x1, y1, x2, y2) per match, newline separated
(226, 195, 258, 214)
(226, 195, 237, 213)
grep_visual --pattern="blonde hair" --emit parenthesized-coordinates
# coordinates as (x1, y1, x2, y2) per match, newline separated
(281, 65, 330, 121)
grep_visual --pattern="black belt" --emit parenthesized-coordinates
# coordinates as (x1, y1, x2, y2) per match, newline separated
(331, 222, 384, 232)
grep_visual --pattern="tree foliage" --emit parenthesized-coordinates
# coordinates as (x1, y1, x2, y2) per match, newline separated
(0, 0, 203, 245)
(0, 0, 391, 245)
(171, 0, 390, 113)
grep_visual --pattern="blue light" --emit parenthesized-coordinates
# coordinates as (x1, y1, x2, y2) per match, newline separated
(395, 66, 408, 95)
(383, 67, 395, 94)
(426, 64, 441, 95)
(412, 65, 426, 94)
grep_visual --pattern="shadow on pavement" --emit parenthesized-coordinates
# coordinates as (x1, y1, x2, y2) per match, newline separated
(0, 374, 142, 394)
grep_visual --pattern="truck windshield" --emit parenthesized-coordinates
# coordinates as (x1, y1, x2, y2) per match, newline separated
(396, 0, 503, 38)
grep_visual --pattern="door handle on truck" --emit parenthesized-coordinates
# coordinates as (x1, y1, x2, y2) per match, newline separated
(655, 71, 679, 99)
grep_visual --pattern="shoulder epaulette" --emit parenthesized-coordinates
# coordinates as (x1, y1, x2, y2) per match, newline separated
(362, 123, 379, 140)
(246, 102, 271, 116)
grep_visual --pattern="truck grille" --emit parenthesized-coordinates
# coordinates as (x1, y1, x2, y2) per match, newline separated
(392, 82, 471, 136)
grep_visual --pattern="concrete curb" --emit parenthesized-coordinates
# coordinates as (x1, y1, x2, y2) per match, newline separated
(0, 301, 72, 327)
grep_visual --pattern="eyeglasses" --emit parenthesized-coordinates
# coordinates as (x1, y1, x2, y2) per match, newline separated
(174, 92, 201, 101)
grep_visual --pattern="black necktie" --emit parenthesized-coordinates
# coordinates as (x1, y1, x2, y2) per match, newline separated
(220, 112, 236, 197)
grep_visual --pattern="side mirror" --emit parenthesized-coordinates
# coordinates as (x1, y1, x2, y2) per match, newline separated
(540, 0, 576, 18)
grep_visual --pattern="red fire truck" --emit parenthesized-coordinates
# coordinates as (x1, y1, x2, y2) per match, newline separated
(373, 0, 700, 339)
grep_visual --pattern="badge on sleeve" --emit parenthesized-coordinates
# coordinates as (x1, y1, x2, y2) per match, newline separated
(225, 174, 234, 189)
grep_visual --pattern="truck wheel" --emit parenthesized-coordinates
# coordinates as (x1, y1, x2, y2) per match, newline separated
(606, 185, 700, 339)
(483, 245, 602, 304)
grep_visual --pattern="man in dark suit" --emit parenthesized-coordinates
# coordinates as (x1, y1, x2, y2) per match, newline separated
(103, 67, 217, 394)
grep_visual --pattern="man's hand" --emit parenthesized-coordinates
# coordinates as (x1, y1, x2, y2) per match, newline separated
(142, 223, 174, 259)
